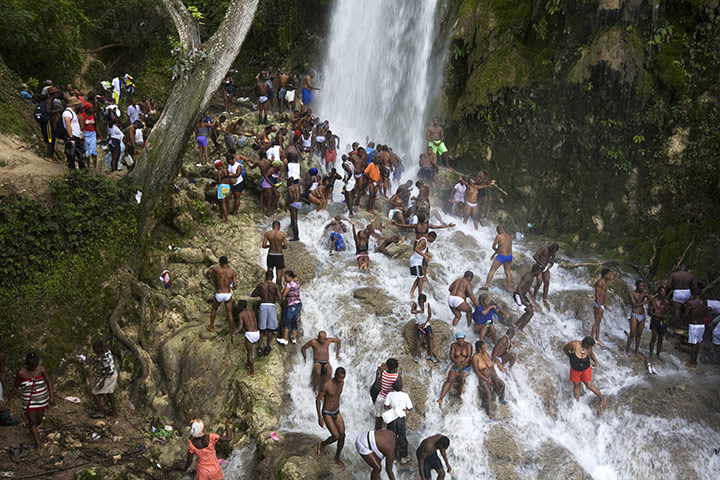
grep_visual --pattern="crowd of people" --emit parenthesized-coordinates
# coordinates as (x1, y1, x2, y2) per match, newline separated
(26, 76, 161, 171)
(8, 67, 720, 479)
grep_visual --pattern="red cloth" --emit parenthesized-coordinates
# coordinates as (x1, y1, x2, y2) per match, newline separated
(187, 433, 223, 480)
(569, 367, 592, 383)
(80, 112, 96, 132)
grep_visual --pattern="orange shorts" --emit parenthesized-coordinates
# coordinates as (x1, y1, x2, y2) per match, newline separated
(570, 367, 592, 383)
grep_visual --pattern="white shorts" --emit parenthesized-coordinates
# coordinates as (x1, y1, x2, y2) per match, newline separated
(713, 322, 720, 346)
(672, 289, 691, 304)
(245, 331, 260, 343)
(285, 90, 295, 102)
(355, 431, 384, 460)
(215, 292, 232, 303)
(373, 395, 387, 417)
(688, 324, 705, 345)
(448, 295, 465, 309)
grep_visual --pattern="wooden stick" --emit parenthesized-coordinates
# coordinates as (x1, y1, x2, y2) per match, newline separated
(492, 184, 509, 196)
(702, 275, 720, 295)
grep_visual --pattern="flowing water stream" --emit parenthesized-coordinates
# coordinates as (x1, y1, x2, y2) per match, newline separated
(229, 0, 719, 477)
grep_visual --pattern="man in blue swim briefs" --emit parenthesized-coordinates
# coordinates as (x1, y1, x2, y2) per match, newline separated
(425, 117, 449, 168)
(301, 71, 320, 113)
(482, 225, 513, 291)
(324, 216, 347, 255)
(437, 331, 472, 407)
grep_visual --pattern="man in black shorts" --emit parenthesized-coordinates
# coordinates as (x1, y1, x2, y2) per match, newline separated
(416, 434, 452, 480)
(262, 220, 288, 286)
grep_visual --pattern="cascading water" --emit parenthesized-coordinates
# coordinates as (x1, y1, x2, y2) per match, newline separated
(317, 0, 440, 159)
(226, 0, 719, 477)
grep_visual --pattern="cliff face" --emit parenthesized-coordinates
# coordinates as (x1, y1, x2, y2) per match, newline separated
(443, 0, 720, 281)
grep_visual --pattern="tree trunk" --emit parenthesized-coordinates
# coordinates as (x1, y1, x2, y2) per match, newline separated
(130, 0, 260, 255)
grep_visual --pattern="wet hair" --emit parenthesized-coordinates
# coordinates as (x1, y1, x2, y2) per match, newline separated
(507, 328, 515, 336)
(475, 340, 485, 351)
(272, 220, 281, 228)
(341, 154, 348, 161)
(581, 336, 596, 348)
(418, 294, 427, 302)
(464, 270, 474, 279)
(479, 294, 489, 305)
(92, 339, 104, 350)
(285, 270, 296, 279)
(219, 115, 226, 122)
(26, 352, 39, 368)
(678, 264, 688, 271)
(220, 256, 228, 265)
(335, 367, 346, 377)
(392, 379, 403, 391)
(437, 436, 450, 449)
(417, 214, 427, 223)
(635, 279, 644, 287)
(657, 286, 666, 294)
(386, 358, 399, 370)
(550, 243, 560, 251)
(601, 268, 611, 277)
(265, 270, 274, 280)
(428, 232, 438, 240)
(225, 153, 234, 162)
(532, 264, 543, 273)
(238, 299, 247, 309)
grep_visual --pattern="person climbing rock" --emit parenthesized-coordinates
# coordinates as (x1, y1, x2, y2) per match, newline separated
(205, 256, 237, 333)
(563, 337, 605, 410)
(250, 270, 282, 357)
(232, 300, 260, 376)
(301, 331, 341, 391)
(183, 418, 232, 479)
(316, 367, 347, 470)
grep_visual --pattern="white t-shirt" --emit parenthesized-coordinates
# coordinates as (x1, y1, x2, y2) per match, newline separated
(127, 104, 140, 124)
(287, 162, 300, 181)
(228, 162, 243, 186)
(266, 145, 282, 162)
(452, 182, 466, 202)
(62, 109, 82, 138)
(108, 124, 124, 141)
(111, 77, 122, 96)
(135, 128, 144, 145)
(384, 391, 413, 417)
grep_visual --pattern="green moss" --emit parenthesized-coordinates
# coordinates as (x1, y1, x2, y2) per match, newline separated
(532, 48, 556, 82)
(653, 39, 687, 91)
(489, 0, 533, 33)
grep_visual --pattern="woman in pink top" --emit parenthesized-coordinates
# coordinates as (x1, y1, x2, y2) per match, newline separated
(184, 419, 232, 480)
(278, 270, 302, 345)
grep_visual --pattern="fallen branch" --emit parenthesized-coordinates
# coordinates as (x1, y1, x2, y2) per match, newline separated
(108, 281, 150, 382)
(81, 43, 122, 54)
(17, 142, 40, 151)
(492, 184, 509, 196)
(672, 240, 695, 272)
(702, 275, 720, 295)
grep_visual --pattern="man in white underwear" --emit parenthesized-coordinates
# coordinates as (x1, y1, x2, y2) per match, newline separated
(355, 429, 396, 480)
(205, 256, 237, 333)
(666, 264, 697, 327)
(447, 271, 477, 327)
(232, 300, 260, 377)
(685, 288, 707, 368)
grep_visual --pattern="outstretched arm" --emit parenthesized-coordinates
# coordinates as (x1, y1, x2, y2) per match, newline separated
(333, 338, 342, 359)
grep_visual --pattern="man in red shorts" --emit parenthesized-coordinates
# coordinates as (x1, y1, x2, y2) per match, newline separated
(562, 336, 605, 409)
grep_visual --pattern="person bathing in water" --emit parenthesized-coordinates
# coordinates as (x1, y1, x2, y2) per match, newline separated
(205, 256, 237, 333)
(324, 216, 347, 256)
(437, 332, 472, 407)
(626, 280, 648, 359)
(532, 243, 559, 309)
(447, 271, 478, 327)
(316, 367, 347, 470)
(302, 331, 341, 391)
(350, 221, 370, 271)
(592, 268, 613, 347)
(563, 336, 605, 410)
(412, 294, 437, 363)
(482, 225, 513, 291)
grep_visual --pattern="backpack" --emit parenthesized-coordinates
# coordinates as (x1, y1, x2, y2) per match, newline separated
(33, 102, 51, 124)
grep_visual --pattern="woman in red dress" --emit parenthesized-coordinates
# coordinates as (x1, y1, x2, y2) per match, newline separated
(183, 418, 233, 479)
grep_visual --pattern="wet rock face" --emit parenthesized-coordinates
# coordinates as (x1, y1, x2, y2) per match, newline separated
(353, 287, 395, 317)
(486, 424, 529, 480)
(536, 441, 593, 479)
(255, 432, 354, 480)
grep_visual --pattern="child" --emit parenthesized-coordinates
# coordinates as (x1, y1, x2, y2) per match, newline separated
(90, 340, 118, 418)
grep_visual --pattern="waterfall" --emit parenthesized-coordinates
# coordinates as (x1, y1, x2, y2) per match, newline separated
(317, 0, 440, 160)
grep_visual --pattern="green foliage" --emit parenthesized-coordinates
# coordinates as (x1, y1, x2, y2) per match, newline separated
(0, 0, 88, 83)
(0, 172, 137, 289)
(653, 39, 687, 91)
(489, 0, 533, 34)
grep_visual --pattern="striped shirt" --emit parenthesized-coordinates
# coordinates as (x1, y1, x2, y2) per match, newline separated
(379, 371, 398, 399)
(20, 376, 50, 412)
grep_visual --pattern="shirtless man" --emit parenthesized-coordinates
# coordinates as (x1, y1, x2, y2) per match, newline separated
(375, 234, 404, 258)
(277, 72, 289, 112)
(418, 147, 438, 192)
(592, 268, 613, 347)
(250, 271, 282, 356)
(472, 341, 507, 418)
(459, 176, 494, 230)
(437, 332, 472, 407)
(377, 146, 393, 197)
(316, 367, 347, 470)
(354, 429, 396, 480)
(302, 331, 342, 391)
(286, 179, 302, 242)
(491, 328, 516, 372)
(301, 71, 320, 113)
(416, 435, 452, 480)
(563, 337, 605, 409)
(448, 271, 478, 327)
(324, 216, 348, 255)
(532, 243, 560, 308)
(256, 77, 269, 124)
(685, 288, 708, 368)
(648, 286, 670, 361)
(231, 300, 260, 376)
(262, 220, 288, 286)
(666, 264, 698, 327)
(425, 117, 449, 168)
(626, 280, 649, 358)
(513, 265, 543, 335)
(482, 225, 513, 291)
(205, 256, 237, 333)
